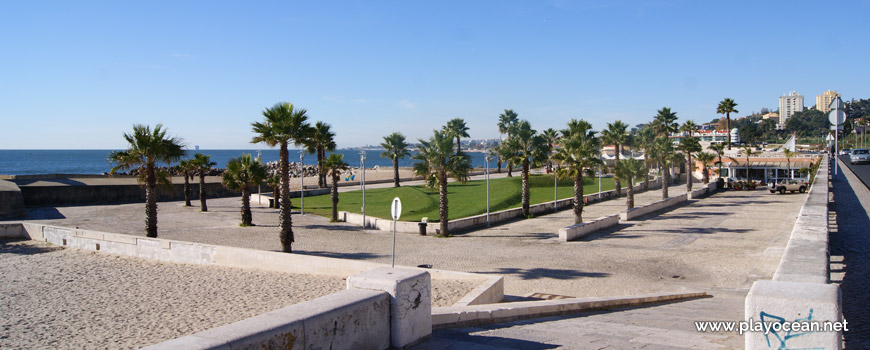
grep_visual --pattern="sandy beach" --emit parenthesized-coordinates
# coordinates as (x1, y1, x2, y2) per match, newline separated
(0, 239, 477, 349)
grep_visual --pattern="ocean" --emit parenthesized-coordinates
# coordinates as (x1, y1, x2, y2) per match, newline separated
(0, 149, 491, 176)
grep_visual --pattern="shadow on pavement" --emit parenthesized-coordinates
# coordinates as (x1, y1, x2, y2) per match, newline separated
(24, 207, 66, 220)
(0, 239, 62, 255)
(297, 250, 386, 260)
(471, 267, 609, 280)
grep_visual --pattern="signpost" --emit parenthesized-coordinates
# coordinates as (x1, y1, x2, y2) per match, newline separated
(390, 197, 402, 267)
(829, 97, 846, 175)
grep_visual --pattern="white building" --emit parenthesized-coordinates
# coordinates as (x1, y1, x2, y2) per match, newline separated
(778, 91, 804, 129)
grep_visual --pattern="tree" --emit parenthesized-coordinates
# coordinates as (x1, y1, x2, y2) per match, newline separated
(695, 152, 715, 184)
(614, 158, 645, 209)
(251, 102, 311, 253)
(109, 124, 185, 238)
(305, 121, 336, 189)
(783, 149, 796, 179)
(443, 118, 470, 154)
(267, 174, 281, 209)
(601, 120, 630, 197)
(322, 153, 349, 222)
(717, 98, 739, 150)
(541, 128, 560, 172)
(222, 154, 268, 226)
(741, 146, 758, 181)
(497, 109, 519, 175)
(553, 119, 602, 224)
(380, 132, 410, 188)
(649, 137, 676, 199)
(678, 121, 701, 192)
(709, 142, 726, 180)
(496, 141, 516, 177)
(412, 130, 471, 237)
(177, 159, 195, 207)
(785, 110, 828, 137)
(651, 107, 679, 136)
(191, 153, 216, 212)
(635, 126, 656, 191)
(511, 120, 549, 217)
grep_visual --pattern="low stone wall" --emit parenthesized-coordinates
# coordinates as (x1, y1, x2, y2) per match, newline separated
(432, 291, 707, 329)
(558, 215, 620, 241)
(744, 156, 842, 349)
(142, 289, 392, 350)
(619, 194, 687, 221)
(0, 180, 25, 219)
(17, 182, 240, 206)
(687, 181, 719, 200)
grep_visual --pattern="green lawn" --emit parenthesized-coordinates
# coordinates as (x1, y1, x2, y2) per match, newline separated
(292, 174, 615, 222)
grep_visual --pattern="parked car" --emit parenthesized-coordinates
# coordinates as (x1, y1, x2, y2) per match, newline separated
(768, 179, 808, 194)
(840, 148, 852, 156)
(850, 148, 870, 165)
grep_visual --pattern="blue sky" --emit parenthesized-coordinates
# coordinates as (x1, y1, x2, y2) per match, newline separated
(1, 1, 868, 149)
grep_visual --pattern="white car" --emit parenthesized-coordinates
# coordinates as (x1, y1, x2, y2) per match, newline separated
(851, 149, 870, 165)
(840, 148, 851, 156)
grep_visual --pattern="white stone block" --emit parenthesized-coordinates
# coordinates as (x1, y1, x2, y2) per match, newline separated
(347, 267, 432, 348)
(745, 280, 842, 350)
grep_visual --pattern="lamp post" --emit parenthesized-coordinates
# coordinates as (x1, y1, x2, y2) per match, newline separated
(257, 150, 262, 205)
(553, 152, 557, 213)
(485, 150, 491, 227)
(360, 150, 366, 226)
(299, 151, 304, 215)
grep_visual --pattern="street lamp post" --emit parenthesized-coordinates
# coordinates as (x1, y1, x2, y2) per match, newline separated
(299, 151, 304, 215)
(485, 151, 491, 227)
(360, 150, 366, 226)
(553, 154, 557, 213)
(257, 150, 262, 205)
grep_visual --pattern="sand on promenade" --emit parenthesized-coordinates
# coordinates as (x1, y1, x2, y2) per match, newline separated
(0, 239, 477, 349)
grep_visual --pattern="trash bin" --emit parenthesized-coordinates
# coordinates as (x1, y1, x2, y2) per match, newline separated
(418, 218, 428, 235)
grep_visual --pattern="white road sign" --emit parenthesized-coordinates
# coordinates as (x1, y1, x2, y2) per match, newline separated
(391, 197, 402, 220)
(829, 110, 847, 126)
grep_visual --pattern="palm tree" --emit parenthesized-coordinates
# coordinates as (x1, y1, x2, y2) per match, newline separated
(380, 132, 410, 187)
(305, 121, 336, 188)
(649, 137, 676, 199)
(553, 119, 602, 224)
(177, 159, 195, 207)
(651, 107, 679, 136)
(267, 174, 281, 208)
(412, 130, 471, 237)
(636, 126, 656, 191)
(322, 153, 350, 222)
(251, 102, 312, 253)
(496, 141, 517, 177)
(541, 128, 560, 172)
(717, 98, 739, 150)
(498, 109, 519, 175)
(678, 121, 701, 192)
(709, 142, 726, 181)
(512, 120, 548, 217)
(222, 154, 268, 226)
(601, 121, 630, 197)
(443, 118, 470, 154)
(741, 146, 757, 182)
(109, 124, 185, 238)
(191, 153, 216, 212)
(783, 149, 796, 179)
(614, 158, 645, 209)
(695, 152, 715, 184)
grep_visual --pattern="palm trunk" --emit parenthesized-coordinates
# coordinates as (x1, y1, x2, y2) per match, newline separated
(726, 113, 732, 150)
(145, 162, 158, 238)
(702, 166, 709, 184)
(273, 181, 281, 209)
(521, 159, 530, 217)
(572, 172, 584, 224)
(456, 136, 461, 154)
(183, 173, 191, 207)
(439, 172, 449, 237)
(241, 187, 252, 226)
(718, 156, 723, 181)
(279, 143, 294, 253)
(643, 163, 650, 191)
(199, 172, 208, 212)
(614, 143, 622, 197)
(686, 153, 693, 192)
(393, 157, 400, 187)
(661, 161, 669, 199)
(626, 176, 635, 209)
(496, 157, 502, 173)
(331, 172, 340, 222)
(317, 147, 325, 188)
(507, 162, 513, 177)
